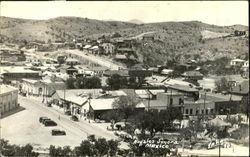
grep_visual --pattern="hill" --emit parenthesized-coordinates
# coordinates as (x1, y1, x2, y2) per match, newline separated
(128, 19, 144, 25)
(0, 16, 137, 42)
(0, 16, 248, 67)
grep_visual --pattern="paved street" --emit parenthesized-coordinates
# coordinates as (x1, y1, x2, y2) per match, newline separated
(66, 49, 125, 70)
(1, 95, 118, 149)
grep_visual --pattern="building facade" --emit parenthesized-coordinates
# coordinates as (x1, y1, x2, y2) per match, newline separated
(0, 85, 19, 115)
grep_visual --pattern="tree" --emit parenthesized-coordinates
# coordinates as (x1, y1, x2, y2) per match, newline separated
(66, 77, 76, 89)
(215, 77, 230, 92)
(57, 56, 66, 65)
(49, 145, 72, 156)
(94, 138, 109, 156)
(1, 139, 38, 157)
(135, 110, 164, 137)
(100, 110, 123, 123)
(75, 140, 95, 156)
(108, 140, 119, 156)
(66, 77, 101, 89)
(84, 77, 101, 89)
(113, 95, 139, 122)
(240, 95, 249, 119)
(112, 32, 122, 38)
(106, 74, 123, 90)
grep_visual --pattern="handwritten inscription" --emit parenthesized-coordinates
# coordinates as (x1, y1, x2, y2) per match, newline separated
(133, 139, 179, 149)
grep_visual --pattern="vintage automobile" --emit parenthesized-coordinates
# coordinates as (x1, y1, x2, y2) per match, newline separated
(51, 129, 66, 136)
(44, 120, 57, 126)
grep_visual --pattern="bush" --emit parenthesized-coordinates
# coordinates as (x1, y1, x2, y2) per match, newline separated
(49, 145, 72, 156)
(1, 139, 38, 157)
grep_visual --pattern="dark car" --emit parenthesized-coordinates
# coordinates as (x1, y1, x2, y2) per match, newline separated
(221, 91, 228, 95)
(20, 92, 27, 97)
(71, 115, 79, 121)
(65, 110, 71, 116)
(39, 117, 50, 123)
(46, 103, 52, 107)
(51, 129, 66, 136)
(44, 120, 57, 126)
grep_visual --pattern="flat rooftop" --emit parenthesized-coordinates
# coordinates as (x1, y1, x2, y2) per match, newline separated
(0, 85, 18, 94)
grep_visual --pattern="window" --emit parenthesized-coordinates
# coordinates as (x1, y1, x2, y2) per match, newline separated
(211, 109, 214, 114)
(190, 109, 193, 115)
(201, 110, 204, 114)
(170, 98, 173, 105)
(196, 110, 199, 115)
(206, 109, 208, 115)
(179, 98, 183, 105)
(185, 109, 189, 114)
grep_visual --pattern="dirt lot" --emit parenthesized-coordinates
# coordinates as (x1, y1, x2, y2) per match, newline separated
(1, 96, 120, 150)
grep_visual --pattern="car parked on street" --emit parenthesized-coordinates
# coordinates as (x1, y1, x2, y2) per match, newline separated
(44, 120, 57, 126)
(65, 110, 71, 116)
(71, 115, 79, 121)
(39, 117, 50, 123)
(51, 129, 66, 136)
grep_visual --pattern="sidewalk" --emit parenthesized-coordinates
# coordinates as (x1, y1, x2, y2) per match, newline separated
(178, 143, 249, 156)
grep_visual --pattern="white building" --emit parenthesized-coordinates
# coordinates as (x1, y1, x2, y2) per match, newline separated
(21, 79, 65, 97)
(230, 59, 245, 66)
(0, 85, 19, 115)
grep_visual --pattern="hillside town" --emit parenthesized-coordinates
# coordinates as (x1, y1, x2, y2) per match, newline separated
(1, 28, 249, 156)
(0, 2, 249, 157)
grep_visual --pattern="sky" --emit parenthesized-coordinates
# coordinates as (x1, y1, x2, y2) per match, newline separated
(0, 1, 248, 26)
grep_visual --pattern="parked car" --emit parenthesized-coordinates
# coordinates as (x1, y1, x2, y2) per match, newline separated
(51, 129, 66, 136)
(221, 91, 228, 95)
(65, 110, 71, 116)
(44, 120, 57, 126)
(46, 103, 52, 107)
(71, 115, 79, 121)
(39, 117, 50, 123)
(20, 92, 27, 97)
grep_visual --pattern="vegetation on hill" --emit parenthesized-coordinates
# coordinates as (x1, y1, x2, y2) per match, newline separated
(0, 16, 248, 69)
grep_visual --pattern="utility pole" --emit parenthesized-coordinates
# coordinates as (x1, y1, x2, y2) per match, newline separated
(147, 86, 150, 111)
(218, 135, 221, 157)
(203, 92, 206, 121)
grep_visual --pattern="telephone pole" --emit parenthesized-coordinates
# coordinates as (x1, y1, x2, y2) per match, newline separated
(203, 92, 206, 121)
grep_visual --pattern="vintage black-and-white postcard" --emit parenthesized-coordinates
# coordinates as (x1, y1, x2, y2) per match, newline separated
(0, 1, 249, 156)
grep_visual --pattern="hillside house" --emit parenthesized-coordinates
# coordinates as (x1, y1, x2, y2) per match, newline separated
(230, 58, 245, 66)
(142, 34, 154, 41)
(242, 60, 249, 78)
(234, 30, 246, 36)
(230, 79, 249, 96)
(181, 71, 204, 81)
(0, 48, 26, 62)
(113, 54, 128, 61)
(83, 45, 92, 51)
(243, 60, 249, 68)
(100, 43, 115, 55)
(59, 65, 78, 75)
(65, 58, 79, 66)
(89, 46, 99, 54)
(161, 69, 174, 76)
